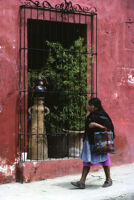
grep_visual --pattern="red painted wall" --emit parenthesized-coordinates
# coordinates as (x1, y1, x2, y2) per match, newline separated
(0, 0, 134, 184)
(0, 0, 19, 183)
(94, 0, 134, 164)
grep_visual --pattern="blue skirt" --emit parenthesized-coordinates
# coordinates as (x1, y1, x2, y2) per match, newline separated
(81, 137, 108, 164)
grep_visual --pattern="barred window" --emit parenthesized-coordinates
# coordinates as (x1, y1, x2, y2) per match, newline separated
(19, 0, 97, 161)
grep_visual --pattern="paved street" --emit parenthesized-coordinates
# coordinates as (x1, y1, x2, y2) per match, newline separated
(0, 163, 134, 200)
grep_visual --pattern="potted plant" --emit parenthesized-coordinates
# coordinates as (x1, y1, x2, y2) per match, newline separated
(28, 37, 91, 158)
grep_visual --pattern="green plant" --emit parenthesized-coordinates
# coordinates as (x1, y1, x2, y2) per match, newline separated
(44, 37, 91, 132)
(28, 37, 91, 132)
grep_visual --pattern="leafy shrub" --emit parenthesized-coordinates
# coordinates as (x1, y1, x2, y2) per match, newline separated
(43, 37, 91, 132)
(28, 37, 91, 132)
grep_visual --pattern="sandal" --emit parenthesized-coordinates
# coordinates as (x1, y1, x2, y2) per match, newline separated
(71, 181, 85, 189)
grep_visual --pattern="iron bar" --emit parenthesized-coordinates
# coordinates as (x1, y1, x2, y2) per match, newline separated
(90, 14, 93, 97)
(19, 1, 97, 161)
(20, 47, 93, 55)
(19, 7, 22, 161)
(96, 14, 97, 97)
(23, 7, 26, 161)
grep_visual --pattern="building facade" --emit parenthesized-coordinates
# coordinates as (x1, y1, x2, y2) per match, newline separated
(0, 0, 134, 184)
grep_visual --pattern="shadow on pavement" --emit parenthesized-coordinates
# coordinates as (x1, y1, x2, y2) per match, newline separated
(52, 181, 101, 190)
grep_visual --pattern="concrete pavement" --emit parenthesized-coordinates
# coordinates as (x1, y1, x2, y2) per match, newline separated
(0, 163, 134, 200)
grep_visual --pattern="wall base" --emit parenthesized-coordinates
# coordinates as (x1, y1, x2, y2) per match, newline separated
(17, 159, 83, 183)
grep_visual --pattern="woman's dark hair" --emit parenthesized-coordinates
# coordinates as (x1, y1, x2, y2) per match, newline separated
(88, 97, 103, 110)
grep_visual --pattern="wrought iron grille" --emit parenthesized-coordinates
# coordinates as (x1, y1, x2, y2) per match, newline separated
(19, 0, 97, 161)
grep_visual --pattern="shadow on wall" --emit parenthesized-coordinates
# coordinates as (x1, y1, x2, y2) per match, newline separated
(113, 135, 134, 164)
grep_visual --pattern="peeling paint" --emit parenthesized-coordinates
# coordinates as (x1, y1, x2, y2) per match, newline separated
(112, 92, 118, 99)
(0, 158, 19, 176)
(128, 74, 134, 85)
(10, 165, 15, 173)
(0, 166, 7, 174)
(0, 45, 5, 49)
(116, 67, 134, 87)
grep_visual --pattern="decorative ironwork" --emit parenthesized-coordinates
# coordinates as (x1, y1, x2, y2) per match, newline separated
(24, 0, 97, 14)
(19, 0, 97, 162)
(56, 1, 97, 13)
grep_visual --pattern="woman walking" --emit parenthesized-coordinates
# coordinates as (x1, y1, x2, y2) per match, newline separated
(71, 97, 115, 189)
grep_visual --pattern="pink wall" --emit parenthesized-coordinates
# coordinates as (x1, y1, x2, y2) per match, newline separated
(0, 0, 19, 183)
(92, 0, 134, 164)
(0, 0, 134, 183)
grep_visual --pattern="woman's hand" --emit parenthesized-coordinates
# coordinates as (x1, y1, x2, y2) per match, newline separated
(89, 122, 106, 130)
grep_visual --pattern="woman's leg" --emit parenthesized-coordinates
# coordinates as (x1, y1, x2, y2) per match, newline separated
(103, 166, 112, 182)
(79, 166, 90, 183)
(102, 166, 112, 187)
(71, 166, 90, 189)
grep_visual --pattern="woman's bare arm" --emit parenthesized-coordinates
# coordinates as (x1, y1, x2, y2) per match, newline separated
(89, 122, 106, 130)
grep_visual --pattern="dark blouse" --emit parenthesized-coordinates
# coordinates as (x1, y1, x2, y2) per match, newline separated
(85, 109, 115, 144)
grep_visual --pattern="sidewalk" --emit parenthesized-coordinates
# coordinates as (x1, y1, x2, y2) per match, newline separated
(0, 163, 134, 200)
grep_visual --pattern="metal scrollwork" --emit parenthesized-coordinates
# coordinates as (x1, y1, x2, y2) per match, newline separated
(25, 0, 40, 7)
(42, 1, 53, 9)
(55, 0, 74, 12)
(24, 0, 97, 14)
